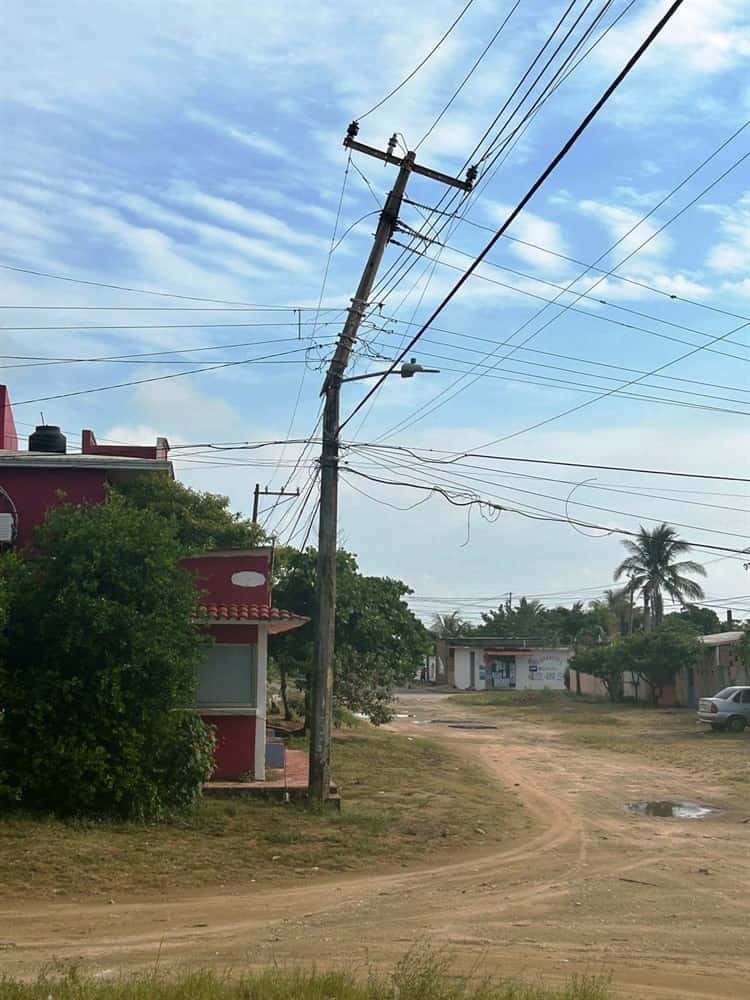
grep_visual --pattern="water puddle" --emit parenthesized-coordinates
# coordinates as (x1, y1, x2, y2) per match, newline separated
(626, 800, 718, 819)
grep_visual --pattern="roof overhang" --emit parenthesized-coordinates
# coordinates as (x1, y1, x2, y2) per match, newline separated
(197, 603, 309, 635)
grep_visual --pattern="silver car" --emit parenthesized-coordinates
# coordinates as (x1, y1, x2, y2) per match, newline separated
(698, 686, 750, 733)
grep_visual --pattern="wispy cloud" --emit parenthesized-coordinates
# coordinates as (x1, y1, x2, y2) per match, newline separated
(166, 181, 329, 250)
(705, 191, 750, 275)
(186, 109, 289, 160)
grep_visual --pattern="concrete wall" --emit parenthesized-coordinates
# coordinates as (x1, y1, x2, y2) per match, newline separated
(451, 647, 571, 691)
(571, 669, 681, 706)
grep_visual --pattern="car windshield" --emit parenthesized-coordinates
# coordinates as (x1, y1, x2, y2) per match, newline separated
(714, 687, 739, 700)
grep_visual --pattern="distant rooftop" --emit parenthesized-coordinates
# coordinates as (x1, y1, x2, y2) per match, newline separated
(442, 635, 571, 650)
(700, 631, 744, 646)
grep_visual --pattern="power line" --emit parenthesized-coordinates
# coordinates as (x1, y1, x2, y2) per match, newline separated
(346, 441, 750, 483)
(376, 309, 750, 378)
(339, 0, 688, 432)
(357, 334, 750, 417)
(366, 0, 584, 305)
(357, 0, 477, 120)
(388, 236, 750, 361)
(0, 262, 337, 309)
(0, 304, 344, 312)
(404, 196, 750, 327)
(345, 450, 750, 542)
(8, 344, 333, 409)
(350, 447, 750, 516)
(0, 334, 341, 370)
(0, 320, 341, 332)
(415, 1, 521, 150)
(339, 465, 750, 557)
(369, 0, 629, 313)
(375, 127, 750, 441)
(266, 153, 353, 506)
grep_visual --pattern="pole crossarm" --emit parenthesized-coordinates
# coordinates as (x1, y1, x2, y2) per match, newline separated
(343, 136, 474, 192)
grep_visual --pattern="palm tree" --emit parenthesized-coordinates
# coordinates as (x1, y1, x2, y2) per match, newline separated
(614, 523, 706, 629)
(431, 611, 471, 638)
(590, 586, 639, 636)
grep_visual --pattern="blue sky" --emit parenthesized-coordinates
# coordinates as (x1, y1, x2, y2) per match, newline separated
(3, 0, 750, 623)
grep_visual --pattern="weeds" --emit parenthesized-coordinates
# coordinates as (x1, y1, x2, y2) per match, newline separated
(0, 953, 612, 999)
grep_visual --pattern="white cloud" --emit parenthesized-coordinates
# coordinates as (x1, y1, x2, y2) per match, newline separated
(482, 201, 570, 274)
(705, 193, 750, 275)
(185, 110, 289, 160)
(165, 182, 328, 250)
(584, 0, 750, 128)
(576, 200, 672, 261)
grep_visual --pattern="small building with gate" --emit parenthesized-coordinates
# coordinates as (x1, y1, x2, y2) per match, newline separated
(182, 549, 308, 781)
(435, 636, 571, 691)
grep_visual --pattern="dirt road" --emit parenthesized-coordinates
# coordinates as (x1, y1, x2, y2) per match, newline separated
(2, 692, 750, 998)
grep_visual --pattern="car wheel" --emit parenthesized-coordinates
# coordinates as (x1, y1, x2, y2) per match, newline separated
(710, 722, 726, 732)
(727, 716, 747, 734)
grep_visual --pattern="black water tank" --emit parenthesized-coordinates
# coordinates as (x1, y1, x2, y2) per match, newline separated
(29, 425, 67, 454)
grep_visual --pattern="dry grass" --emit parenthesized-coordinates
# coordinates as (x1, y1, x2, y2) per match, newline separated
(0, 952, 612, 999)
(449, 689, 750, 793)
(0, 725, 524, 902)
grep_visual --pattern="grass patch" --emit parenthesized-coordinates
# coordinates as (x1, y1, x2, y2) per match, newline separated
(0, 726, 524, 902)
(0, 953, 612, 999)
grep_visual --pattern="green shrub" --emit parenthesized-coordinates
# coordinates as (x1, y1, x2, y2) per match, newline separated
(0, 494, 213, 819)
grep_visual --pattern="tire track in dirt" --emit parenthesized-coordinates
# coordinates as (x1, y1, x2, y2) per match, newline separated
(3, 692, 750, 999)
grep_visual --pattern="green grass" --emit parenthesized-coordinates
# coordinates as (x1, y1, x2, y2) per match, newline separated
(0, 725, 525, 901)
(0, 954, 612, 1000)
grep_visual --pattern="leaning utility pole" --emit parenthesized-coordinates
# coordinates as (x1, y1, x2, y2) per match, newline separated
(308, 123, 474, 803)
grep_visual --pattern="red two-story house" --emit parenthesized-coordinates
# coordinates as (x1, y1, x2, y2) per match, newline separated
(0, 385, 307, 781)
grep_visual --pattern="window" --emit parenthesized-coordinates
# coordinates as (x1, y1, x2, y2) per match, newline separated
(196, 644, 257, 707)
(740, 690, 750, 704)
(715, 687, 738, 700)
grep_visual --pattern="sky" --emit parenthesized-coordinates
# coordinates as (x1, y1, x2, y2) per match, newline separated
(3, 0, 750, 626)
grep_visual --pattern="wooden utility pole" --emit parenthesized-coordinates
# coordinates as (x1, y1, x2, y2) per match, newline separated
(308, 123, 474, 803)
(252, 484, 300, 524)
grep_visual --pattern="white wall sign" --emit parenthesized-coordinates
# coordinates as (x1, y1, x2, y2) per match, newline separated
(231, 571, 266, 588)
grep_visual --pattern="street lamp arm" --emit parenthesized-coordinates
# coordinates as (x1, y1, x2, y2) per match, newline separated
(341, 358, 440, 383)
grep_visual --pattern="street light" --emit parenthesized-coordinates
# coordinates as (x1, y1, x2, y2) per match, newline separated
(341, 357, 440, 384)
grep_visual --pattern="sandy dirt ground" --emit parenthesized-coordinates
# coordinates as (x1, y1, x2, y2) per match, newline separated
(2, 691, 750, 999)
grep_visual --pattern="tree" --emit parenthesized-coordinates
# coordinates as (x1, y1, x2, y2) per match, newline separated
(665, 605, 722, 635)
(272, 546, 429, 723)
(0, 495, 214, 818)
(614, 523, 706, 629)
(569, 642, 627, 702)
(476, 597, 548, 637)
(115, 473, 266, 554)
(569, 622, 701, 707)
(431, 611, 472, 638)
(736, 629, 750, 683)
(589, 587, 640, 637)
(624, 623, 701, 706)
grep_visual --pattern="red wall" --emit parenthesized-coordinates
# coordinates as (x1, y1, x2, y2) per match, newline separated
(202, 714, 256, 779)
(0, 468, 107, 548)
(81, 430, 167, 460)
(209, 624, 258, 644)
(0, 387, 18, 450)
(182, 552, 271, 607)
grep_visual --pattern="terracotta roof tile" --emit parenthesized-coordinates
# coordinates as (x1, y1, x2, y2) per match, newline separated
(198, 603, 309, 623)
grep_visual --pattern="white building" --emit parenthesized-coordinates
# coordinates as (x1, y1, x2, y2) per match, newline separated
(435, 637, 571, 691)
